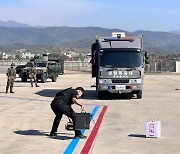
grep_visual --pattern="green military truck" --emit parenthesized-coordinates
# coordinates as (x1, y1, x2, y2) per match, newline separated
(21, 54, 64, 83)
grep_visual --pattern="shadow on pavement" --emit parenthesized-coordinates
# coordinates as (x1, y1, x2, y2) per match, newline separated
(14, 129, 74, 140)
(35, 89, 63, 97)
(35, 89, 98, 100)
(35, 89, 135, 100)
(128, 134, 146, 138)
(35, 89, 97, 99)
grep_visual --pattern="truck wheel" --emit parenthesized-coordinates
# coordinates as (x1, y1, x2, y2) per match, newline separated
(18, 71, 22, 78)
(18, 73, 22, 78)
(137, 90, 142, 99)
(21, 74, 27, 82)
(41, 73, 46, 83)
(52, 76, 57, 82)
(97, 91, 104, 99)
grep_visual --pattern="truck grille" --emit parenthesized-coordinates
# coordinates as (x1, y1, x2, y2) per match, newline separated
(112, 79, 129, 83)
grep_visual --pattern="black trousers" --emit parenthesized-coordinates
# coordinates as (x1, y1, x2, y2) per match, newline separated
(50, 99, 81, 136)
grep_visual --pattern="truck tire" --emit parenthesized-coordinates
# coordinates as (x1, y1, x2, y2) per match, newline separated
(21, 74, 27, 82)
(18, 73, 22, 78)
(52, 75, 57, 82)
(137, 90, 142, 99)
(41, 73, 46, 83)
(97, 91, 104, 99)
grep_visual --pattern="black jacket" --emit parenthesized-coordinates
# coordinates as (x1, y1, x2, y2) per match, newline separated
(54, 87, 78, 106)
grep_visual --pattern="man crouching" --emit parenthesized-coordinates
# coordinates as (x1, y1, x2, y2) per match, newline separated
(50, 87, 86, 139)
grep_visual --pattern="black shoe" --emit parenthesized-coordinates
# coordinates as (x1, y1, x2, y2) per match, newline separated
(74, 134, 87, 139)
(50, 132, 57, 137)
(10, 91, 14, 93)
(36, 85, 39, 87)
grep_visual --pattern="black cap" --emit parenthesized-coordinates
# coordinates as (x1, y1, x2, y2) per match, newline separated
(76, 87, 85, 97)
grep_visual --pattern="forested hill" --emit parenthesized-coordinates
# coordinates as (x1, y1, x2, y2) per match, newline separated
(0, 26, 180, 54)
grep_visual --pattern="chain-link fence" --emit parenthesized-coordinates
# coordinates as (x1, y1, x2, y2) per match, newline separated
(0, 60, 178, 73)
(145, 61, 176, 73)
(0, 60, 27, 66)
(64, 61, 91, 72)
(64, 60, 177, 73)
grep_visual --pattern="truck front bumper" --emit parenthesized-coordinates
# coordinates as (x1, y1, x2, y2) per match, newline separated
(98, 84, 142, 94)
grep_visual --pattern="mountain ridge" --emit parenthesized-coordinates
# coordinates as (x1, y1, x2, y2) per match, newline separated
(0, 20, 30, 27)
(0, 20, 180, 54)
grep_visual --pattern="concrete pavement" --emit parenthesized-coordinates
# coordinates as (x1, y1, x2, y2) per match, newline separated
(0, 71, 180, 154)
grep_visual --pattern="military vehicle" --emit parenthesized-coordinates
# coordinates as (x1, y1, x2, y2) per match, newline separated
(21, 54, 64, 83)
(91, 32, 149, 99)
(15, 64, 26, 77)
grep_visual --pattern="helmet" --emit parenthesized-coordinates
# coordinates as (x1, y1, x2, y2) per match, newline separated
(11, 63, 15, 66)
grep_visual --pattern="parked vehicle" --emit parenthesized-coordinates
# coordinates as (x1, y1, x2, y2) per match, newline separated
(21, 54, 64, 83)
(15, 64, 26, 77)
(91, 32, 149, 99)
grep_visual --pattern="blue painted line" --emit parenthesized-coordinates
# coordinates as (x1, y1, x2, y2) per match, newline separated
(0, 95, 49, 102)
(63, 106, 99, 154)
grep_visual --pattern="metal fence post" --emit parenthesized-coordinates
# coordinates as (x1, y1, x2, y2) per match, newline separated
(160, 60, 162, 72)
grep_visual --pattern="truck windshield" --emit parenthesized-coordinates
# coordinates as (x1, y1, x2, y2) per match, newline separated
(26, 62, 33, 67)
(36, 62, 47, 67)
(100, 51, 141, 68)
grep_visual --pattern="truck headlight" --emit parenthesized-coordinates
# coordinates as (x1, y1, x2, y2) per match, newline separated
(99, 79, 111, 84)
(129, 79, 142, 84)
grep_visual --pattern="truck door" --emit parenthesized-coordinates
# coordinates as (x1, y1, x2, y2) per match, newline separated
(47, 62, 56, 77)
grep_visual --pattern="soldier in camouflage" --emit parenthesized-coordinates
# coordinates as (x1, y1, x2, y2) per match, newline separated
(6, 63, 16, 93)
(29, 63, 39, 87)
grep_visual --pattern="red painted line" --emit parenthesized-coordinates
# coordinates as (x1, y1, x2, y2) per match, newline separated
(81, 106, 107, 154)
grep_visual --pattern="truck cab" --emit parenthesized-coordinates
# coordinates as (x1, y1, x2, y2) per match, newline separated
(91, 32, 149, 99)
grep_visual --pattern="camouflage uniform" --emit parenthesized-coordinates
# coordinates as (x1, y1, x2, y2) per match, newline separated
(29, 64, 39, 87)
(6, 63, 16, 93)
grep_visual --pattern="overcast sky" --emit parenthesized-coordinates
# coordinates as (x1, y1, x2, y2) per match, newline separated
(0, 0, 180, 32)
